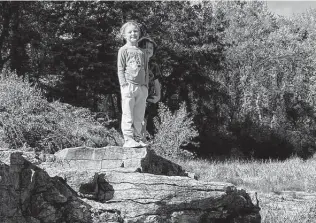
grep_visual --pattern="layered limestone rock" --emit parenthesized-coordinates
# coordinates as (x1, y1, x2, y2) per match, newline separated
(54, 146, 187, 176)
(44, 167, 261, 223)
(0, 152, 92, 223)
(0, 149, 261, 223)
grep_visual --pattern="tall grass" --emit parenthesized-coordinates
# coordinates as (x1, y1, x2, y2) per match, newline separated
(173, 156, 316, 192)
(0, 70, 123, 152)
(171, 156, 316, 223)
(261, 199, 316, 223)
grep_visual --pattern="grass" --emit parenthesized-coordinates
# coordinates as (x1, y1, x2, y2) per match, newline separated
(172, 156, 316, 192)
(170, 155, 316, 223)
(0, 70, 123, 153)
(260, 196, 316, 223)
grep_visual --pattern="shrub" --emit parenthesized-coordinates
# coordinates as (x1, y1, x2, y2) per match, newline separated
(152, 102, 198, 158)
(0, 70, 123, 153)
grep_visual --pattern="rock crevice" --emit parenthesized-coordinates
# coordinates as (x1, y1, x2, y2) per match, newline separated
(0, 148, 261, 223)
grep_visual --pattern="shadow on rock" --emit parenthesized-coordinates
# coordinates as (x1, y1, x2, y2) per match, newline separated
(79, 173, 114, 202)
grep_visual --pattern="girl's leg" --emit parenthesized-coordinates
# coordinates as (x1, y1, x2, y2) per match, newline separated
(121, 84, 140, 147)
(134, 85, 148, 142)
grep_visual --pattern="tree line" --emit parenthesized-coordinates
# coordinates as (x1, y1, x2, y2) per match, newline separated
(1, 1, 316, 159)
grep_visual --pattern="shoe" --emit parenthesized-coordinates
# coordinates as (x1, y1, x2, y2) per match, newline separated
(134, 135, 148, 147)
(123, 139, 142, 148)
(138, 140, 148, 147)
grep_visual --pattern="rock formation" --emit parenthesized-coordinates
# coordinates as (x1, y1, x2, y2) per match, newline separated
(0, 147, 261, 223)
(0, 151, 92, 223)
(53, 146, 188, 176)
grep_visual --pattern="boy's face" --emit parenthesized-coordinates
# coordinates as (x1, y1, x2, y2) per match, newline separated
(145, 42, 154, 58)
(124, 24, 140, 44)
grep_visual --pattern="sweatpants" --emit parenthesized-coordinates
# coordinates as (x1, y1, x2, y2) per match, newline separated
(121, 83, 148, 142)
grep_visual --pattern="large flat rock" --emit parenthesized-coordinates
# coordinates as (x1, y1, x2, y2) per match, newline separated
(44, 167, 261, 223)
(0, 151, 261, 223)
(54, 146, 188, 176)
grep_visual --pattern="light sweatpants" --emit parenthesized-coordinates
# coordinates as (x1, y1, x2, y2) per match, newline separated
(121, 83, 148, 142)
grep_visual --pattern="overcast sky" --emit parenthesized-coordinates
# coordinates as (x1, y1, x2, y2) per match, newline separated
(266, 1, 316, 17)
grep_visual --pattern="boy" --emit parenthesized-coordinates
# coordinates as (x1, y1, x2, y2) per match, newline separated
(138, 36, 161, 139)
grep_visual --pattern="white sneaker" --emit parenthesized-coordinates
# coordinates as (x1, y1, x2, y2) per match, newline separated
(123, 140, 142, 148)
(138, 141, 148, 147)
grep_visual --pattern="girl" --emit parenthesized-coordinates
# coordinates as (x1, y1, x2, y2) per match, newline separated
(117, 21, 148, 147)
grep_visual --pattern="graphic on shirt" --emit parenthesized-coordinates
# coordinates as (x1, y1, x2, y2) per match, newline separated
(127, 52, 142, 76)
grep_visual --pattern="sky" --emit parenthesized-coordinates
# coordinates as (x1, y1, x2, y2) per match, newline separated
(266, 1, 316, 17)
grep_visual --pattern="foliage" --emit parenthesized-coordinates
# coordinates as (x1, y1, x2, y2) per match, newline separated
(214, 1, 316, 158)
(152, 102, 198, 158)
(0, 70, 122, 153)
(2, 1, 316, 159)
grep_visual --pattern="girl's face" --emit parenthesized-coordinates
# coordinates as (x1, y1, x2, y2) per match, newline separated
(124, 24, 140, 45)
(145, 42, 154, 58)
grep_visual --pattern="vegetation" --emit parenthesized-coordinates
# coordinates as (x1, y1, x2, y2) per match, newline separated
(152, 102, 198, 158)
(172, 155, 316, 223)
(2, 2, 316, 221)
(2, 1, 316, 159)
(261, 200, 316, 223)
(0, 70, 122, 153)
(173, 156, 316, 193)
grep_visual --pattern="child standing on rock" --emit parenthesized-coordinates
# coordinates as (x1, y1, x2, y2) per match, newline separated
(117, 21, 149, 148)
(138, 36, 161, 141)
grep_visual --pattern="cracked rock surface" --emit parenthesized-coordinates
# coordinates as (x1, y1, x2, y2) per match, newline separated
(0, 152, 92, 223)
(53, 146, 188, 177)
(1, 149, 261, 223)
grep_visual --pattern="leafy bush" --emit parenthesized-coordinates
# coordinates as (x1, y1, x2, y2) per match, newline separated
(152, 102, 198, 158)
(0, 70, 123, 153)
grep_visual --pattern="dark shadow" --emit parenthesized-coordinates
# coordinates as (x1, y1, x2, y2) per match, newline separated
(141, 149, 188, 177)
(154, 188, 261, 223)
(79, 173, 114, 202)
(194, 115, 315, 161)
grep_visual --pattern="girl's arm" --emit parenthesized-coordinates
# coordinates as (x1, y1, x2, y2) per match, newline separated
(117, 47, 127, 86)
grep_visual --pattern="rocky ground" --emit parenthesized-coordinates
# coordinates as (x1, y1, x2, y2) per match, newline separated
(3, 146, 314, 223)
(0, 147, 261, 223)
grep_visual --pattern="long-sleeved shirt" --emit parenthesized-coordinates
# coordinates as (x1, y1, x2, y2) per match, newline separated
(148, 61, 161, 97)
(117, 45, 148, 86)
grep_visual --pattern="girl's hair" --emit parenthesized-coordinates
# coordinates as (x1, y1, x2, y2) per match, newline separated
(119, 20, 141, 40)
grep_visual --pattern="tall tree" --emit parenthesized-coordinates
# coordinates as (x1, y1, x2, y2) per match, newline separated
(0, 2, 19, 71)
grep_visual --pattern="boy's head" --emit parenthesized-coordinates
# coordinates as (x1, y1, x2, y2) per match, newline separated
(138, 36, 157, 58)
(120, 21, 141, 45)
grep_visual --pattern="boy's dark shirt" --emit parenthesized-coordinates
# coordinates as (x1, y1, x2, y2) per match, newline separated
(147, 61, 161, 100)
(145, 60, 161, 135)
(145, 60, 161, 120)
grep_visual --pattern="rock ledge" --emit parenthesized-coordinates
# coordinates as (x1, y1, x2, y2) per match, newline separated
(0, 150, 261, 223)
(54, 146, 188, 176)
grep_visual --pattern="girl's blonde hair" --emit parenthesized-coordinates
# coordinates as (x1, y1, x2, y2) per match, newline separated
(119, 20, 141, 40)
